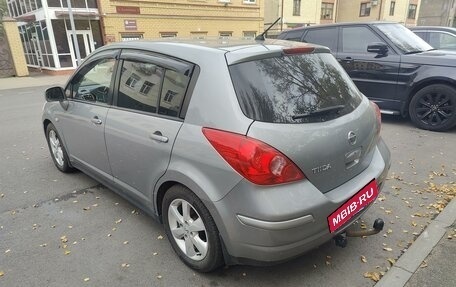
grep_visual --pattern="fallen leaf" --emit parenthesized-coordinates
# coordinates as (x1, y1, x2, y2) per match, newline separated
(387, 229, 393, 234)
(123, 241, 129, 245)
(64, 250, 71, 255)
(325, 261, 331, 266)
(157, 235, 163, 240)
(153, 252, 158, 256)
(411, 221, 417, 227)
(83, 277, 90, 282)
(0, 271, 4, 276)
(387, 258, 396, 266)
(92, 204, 98, 207)
(5, 249, 11, 253)
(157, 275, 162, 279)
(364, 271, 381, 282)
(40, 244, 47, 247)
(60, 236, 68, 243)
(420, 261, 428, 268)
(361, 255, 367, 263)
(242, 272, 247, 276)
(121, 263, 130, 268)
(107, 234, 112, 237)
(115, 219, 122, 224)
(83, 207, 90, 211)
(383, 247, 393, 252)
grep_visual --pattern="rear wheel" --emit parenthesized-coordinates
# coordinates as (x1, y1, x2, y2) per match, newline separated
(46, 123, 74, 172)
(409, 84, 456, 131)
(162, 185, 223, 272)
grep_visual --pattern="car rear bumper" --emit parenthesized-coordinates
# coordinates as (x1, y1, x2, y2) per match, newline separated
(210, 138, 391, 264)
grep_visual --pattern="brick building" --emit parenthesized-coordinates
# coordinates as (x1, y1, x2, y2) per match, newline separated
(7, 0, 263, 72)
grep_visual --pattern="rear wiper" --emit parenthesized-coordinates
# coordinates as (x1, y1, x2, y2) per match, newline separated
(292, 105, 345, 120)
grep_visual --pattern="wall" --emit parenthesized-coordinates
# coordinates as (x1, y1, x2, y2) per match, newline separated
(99, 0, 264, 42)
(1, 17, 28, 77)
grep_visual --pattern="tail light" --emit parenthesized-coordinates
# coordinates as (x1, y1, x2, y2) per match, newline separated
(202, 128, 305, 185)
(370, 101, 382, 135)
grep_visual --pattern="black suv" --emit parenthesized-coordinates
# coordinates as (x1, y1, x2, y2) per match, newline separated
(278, 22, 456, 131)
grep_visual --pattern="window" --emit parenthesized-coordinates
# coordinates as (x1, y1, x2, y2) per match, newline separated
(191, 32, 207, 39)
(360, 2, 371, 17)
(408, 4, 417, 19)
(140, 81, 154, 95)
(429, 32, 456, 49)
(243, 0, 256, 3)
(342, 26, 383, 53)
(126, 73, 140, 88)
(321, 3, 334, 20)
(158, 69, 192, 117)
(219, 31, 232, 38)
(304, 28, 338, 51)
(389, 1, 395, 16)
(121, 34, 143, 41)
(160, 32, 177, 38)
(70, 58, 115, 104)
(282, 29, 304, 41)
(293, 0, 301, 16)
(243, 31, 256, 39)
(118, 61, 164, 113)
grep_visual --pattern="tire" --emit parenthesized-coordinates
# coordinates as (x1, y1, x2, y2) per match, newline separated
(162, 185, 223, 272)
(46, 123, 74, 173)
(409, 84, 456, 131)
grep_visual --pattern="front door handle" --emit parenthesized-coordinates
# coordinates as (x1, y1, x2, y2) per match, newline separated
(91, 116, 102, 125)
(149, 131, 169, 143)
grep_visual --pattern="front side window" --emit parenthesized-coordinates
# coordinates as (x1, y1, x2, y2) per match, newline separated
(229, 53, 362, 123)
(375, 23, 432, 53)
(408, 4, 417, 19)
(69, 58, 115, 104)
(321, 3, 334, 20)
(429, 32, 456, 49)
(118, 61, 164, 113)
(342, 26, 383, 53)
(360, 2, 371, 17)
(293, 0, 301, 16)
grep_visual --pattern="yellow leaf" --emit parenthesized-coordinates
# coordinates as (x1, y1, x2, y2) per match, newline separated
(153, 252, 158, 256)
(0, 271, 4, 277)
(383, 247, 393, 252)
(64, 250, 71, 255)
(157, 235, 163, 240)
(361, 255, 367, 263)
(115, 219, 122, 224)
(83, 277, 90, 282)
(123, 241, 129, 245)
(387, 258, 396, 266)
(387, 229, 393, 234)
(364, 271, 381, 282)
(420, 261, 428, 268)
(157, 275, 163, 279)
(412, 221, 417, 227)
(385, 210, 392, 214)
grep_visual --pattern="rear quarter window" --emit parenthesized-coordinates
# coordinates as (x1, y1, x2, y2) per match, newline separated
(229, 52, 363, 123)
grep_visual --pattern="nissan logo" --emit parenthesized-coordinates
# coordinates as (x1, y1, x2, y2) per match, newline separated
(348, 131, 357, 145)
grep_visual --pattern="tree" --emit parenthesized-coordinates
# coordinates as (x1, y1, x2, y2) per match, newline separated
(0, 0, 8, 35)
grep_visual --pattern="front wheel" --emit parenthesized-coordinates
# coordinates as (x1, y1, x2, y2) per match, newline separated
(162, 185, 223, 272)
(46, 123, 74, 172)
(409, 84, 456, 131)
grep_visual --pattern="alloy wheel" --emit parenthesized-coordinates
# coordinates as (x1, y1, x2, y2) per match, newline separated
(49, 130, 64, 167)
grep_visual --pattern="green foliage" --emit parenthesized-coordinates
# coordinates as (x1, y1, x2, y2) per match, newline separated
(0, 0, 7, 36)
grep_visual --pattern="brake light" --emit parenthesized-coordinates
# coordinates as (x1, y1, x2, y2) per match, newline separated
(283, 46, 315, 55)
(202, 128, 305, 185)
(371, 101, 381, 135)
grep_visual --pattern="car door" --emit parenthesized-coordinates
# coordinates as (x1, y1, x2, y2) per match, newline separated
(59, 49, 119, 177)
(105, 50, 194, 206)
(336, 25, 400, 108)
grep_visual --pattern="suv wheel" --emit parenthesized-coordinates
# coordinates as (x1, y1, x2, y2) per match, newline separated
(162, 185, 223, 272)
(409, 84, 456, 131)
(46, 123, 74, 172)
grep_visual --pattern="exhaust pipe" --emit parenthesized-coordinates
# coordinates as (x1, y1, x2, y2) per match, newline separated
(334, 218, 384, 248)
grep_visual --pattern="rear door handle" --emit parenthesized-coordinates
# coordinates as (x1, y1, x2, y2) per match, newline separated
(149, 131, 169, 143)
(91, 116, 102, 125)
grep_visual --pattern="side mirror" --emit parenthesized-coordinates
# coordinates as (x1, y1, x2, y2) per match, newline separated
(45, 86, 65, 102)
(367, 42, 389, 55)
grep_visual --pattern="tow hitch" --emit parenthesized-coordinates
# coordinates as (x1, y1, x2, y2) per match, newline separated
(334, 218, 384, 248)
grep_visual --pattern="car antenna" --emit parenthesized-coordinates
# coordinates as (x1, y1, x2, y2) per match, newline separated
(255, 17, 281, 41)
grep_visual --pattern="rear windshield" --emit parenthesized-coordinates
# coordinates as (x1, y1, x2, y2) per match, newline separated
(229, 53, 362, 123)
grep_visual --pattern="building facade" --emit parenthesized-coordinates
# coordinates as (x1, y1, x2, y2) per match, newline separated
(264, 0, 338, 35)
(7, 0, 263, 72)
(417, 0, 456, 27)
(336, 0, 421, 26)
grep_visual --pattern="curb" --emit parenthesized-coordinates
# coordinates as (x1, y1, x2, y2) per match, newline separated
(375, 198, 456, 287)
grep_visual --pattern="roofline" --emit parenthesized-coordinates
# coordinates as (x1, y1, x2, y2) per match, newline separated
(283, 21, 399, 31)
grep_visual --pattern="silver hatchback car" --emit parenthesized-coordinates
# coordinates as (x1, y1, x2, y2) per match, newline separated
(42, 39, 391, 272)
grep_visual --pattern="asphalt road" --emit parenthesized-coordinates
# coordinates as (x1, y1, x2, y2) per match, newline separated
(1, 86, 455, 287)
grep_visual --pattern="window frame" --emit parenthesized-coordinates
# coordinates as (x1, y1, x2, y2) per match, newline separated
(359, 2, 371, 17)
(293, 0, 301, 16)
(408, 4, 417, 19)
(321, 2, 334, 20)
(65, 49, 120, 106)
(389, 1, 395, 16)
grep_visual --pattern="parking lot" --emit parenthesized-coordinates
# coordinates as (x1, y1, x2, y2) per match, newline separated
(0, 83, 455, 287)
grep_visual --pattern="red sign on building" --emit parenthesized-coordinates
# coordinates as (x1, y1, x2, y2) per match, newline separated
(116, 6, 140, 14)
